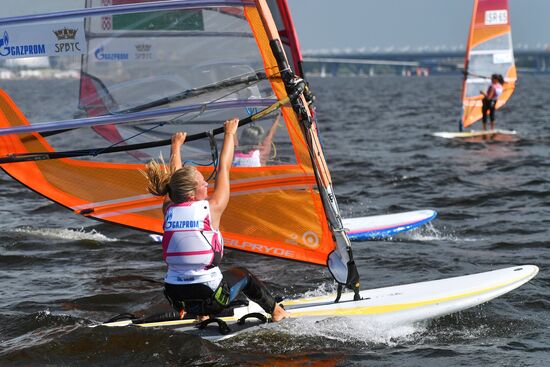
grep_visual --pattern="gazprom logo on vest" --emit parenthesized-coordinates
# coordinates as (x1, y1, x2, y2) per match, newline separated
(0, 31, 46, 57)
(94, 46, 128, 60)
(165, 220, 201, 230)
(166, 220, 205, 229)
(165, 210, 173, 224)
(164, 210, 201, 230)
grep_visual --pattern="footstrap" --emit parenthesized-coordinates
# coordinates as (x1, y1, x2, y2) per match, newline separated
(104, 313, 138, 323)
(237, 312, 269, 325)
(196, 317, 231, 335)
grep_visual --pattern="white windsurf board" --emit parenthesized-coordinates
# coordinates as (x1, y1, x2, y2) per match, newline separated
(344, 209, 437, 241)
(99, 265, 538, 342)
(432, 129, 517, 139)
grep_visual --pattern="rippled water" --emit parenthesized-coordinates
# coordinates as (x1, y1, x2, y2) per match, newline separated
(1, 75, 549, 366)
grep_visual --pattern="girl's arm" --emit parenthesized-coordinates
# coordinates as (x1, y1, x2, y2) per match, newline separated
(233, 129, 239, 148)
(163, 132, 186, 212)
(259, 113, 281, 165)
(208, 119, 239, 227)
(170, 132, 186, 172)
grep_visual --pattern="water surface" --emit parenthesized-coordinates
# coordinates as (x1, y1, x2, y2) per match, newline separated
(1, 75, 548, 366)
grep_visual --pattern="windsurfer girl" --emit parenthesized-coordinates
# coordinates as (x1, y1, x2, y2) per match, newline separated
(480, 74, 504, 131)
(143, 119, 289, 322)
(233, 112, 281, 167)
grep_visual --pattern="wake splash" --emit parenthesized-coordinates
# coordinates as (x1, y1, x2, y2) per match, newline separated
(224, 317, 428, 351)
(403, 222, 479, 242)
(227, 283, 427, 348)
(278, 317, 427, 346)
(299, 282, 338, 298)
(12, 227, 118, 242)
(405, 222, 451, 241)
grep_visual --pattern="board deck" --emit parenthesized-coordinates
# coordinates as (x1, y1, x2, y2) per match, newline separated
(149, 209, 437, 243)
(344, 209, 437, 240)
(432, 129, 517, 139)
(99, 265, 538, 342)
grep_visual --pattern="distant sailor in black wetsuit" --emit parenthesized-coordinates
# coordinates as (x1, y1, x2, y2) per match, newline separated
(480, 74, 504, 131)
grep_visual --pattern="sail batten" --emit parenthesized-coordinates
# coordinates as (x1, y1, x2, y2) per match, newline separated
(0, 99, 278, 137)
(0, 1, 255, 26)
(461, 0, 516, 129)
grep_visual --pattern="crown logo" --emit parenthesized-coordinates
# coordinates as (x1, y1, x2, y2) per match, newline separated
(135, 43, 152, 52)
(53, 28, 77, 40)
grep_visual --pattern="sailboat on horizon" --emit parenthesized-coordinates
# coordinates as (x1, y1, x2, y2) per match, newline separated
(434, 0, 517, 139)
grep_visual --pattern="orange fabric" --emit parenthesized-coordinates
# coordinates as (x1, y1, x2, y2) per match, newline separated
(461, 0, 515, 128)
(470, 27, 509, 49)
(462, 73, 516, 128)
(0, 3, 336, 266)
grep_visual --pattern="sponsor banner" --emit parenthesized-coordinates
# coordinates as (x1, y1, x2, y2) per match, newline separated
(0, 21, 86, 59)
(224, 237, 296, 259)
(88, 1, 204, 34)
(90, 39, 155, 62)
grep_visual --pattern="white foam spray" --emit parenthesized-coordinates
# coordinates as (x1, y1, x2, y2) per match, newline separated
(13, 227, 118, 242)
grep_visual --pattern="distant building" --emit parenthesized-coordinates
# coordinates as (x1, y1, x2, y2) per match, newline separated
(4, 56, 50, 69)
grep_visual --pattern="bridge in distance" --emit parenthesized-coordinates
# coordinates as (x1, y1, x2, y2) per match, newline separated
(302, 48, 550, 77)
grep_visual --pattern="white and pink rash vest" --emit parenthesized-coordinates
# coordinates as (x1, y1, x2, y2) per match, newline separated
(493, 83, 503, 99)
(233, 149, 261, 167)
(162, 200, 223, 286)
(489, 82, 504, 101)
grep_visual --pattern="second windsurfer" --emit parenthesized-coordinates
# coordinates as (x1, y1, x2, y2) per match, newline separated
(480, 74, 504, 131)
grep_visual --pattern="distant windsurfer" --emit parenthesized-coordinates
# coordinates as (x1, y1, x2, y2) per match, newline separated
(480, 74, 504, 131)
(143, 120, 289, 322)
(233, 112, 280, 167)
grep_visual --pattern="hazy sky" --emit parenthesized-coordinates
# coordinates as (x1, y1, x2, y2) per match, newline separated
(5, 0, 550, 51)
(287, 0, 550, 52)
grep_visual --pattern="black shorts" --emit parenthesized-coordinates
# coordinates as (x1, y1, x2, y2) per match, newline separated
(164, 267, 276, 316)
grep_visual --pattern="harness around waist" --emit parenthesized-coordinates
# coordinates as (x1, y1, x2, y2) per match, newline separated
(174, 282, 231, 316)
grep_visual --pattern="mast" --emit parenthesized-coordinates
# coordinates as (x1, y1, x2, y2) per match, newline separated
(269, 0, 305, 77)
(460, 0, 479, 132)
(255, 0, 361, 299)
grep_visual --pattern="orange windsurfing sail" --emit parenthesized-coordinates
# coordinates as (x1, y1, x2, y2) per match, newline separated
(461, 0, 516, 129)
(0, 0, 359, 292)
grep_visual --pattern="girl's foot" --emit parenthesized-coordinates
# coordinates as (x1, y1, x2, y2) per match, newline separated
(271, 304, 290, 322)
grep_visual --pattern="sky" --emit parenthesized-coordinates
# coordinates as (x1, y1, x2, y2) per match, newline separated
(4, 0, 550, 52)
(287, 0, 550, 52)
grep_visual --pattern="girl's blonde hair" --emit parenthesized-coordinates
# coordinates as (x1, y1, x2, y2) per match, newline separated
(142, 157, 198, 204)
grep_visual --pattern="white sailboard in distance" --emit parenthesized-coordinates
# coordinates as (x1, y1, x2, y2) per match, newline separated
(433, 129, 517, 139)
